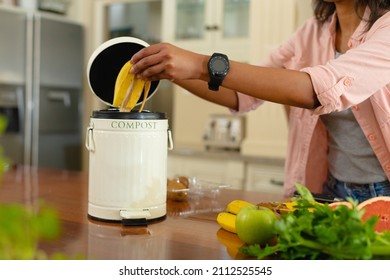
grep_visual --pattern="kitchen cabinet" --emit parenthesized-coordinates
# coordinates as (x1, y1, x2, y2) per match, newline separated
(162, 0, 251, 62)
(168, 151, 286, 194)
(245, 163, 285, 194)
(168, 153, 245, 190)
(105, 1, 162, 43)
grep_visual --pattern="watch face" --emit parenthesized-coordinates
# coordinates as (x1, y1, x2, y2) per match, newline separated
(211, 57, 229, 74)
(208, 53, 229, 91)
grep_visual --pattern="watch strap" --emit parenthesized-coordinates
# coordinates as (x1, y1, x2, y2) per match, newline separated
(208, 75, 225, 91)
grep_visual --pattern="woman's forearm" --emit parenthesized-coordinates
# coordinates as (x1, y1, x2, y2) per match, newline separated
(224, 61, 319, 109)
(174, 60, 319, 110)
(173, 79, 240, 110)
(130, 43, 319, 110)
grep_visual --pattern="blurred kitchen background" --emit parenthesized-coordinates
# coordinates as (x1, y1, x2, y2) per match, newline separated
(0, 0, 312, 193)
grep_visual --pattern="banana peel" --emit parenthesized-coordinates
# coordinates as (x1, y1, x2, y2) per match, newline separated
(138, 80, 151, 112)
(257, 201, 298, 215)
(113, 60, 151, 112)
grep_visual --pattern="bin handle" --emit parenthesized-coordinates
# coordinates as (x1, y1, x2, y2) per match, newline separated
(85, 126, 95, 152)
(168, 129, 174, 150)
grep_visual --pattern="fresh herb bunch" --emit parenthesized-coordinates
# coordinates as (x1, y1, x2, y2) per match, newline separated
(0, 203, 61, 260)
(241, 183, 390, 260)
(0, 115, 65, 259)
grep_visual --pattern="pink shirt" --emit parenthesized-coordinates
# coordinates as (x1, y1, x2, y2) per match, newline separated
(235, 9, 390, 196)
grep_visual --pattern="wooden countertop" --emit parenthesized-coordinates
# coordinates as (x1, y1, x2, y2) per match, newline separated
(0, 165, 286, 260)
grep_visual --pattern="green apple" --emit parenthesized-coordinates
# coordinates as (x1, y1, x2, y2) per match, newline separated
(235, 205, 277, 245)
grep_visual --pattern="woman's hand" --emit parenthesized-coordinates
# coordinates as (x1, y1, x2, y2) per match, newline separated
(130, 43, 208, 82)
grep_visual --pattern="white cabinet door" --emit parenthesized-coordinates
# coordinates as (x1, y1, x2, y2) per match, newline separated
(163, 0, 251, 62)
(245, 163, 285, 194)
(167, 154, 245, 189)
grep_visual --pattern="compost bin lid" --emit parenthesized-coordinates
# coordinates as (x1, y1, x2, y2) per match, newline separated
(91, 109, 166, 120)
(87, 37, 160, 108)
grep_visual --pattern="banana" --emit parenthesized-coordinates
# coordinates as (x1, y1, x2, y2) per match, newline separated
(217, 212, 237, 233)
(113, 60, 133, 107)
(226, 200, 254, 215)
(113, 60, 150, 112)
(120, 78, 146, 112)
(218, 199, 295, 235)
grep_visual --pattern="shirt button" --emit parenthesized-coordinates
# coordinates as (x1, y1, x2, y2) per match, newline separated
(368, 134, 376, 141)
(348, 41, 353, 48)
(343, 78, 352, 87)
(351, 105, 359, 111)
(386, 164, 390, 172)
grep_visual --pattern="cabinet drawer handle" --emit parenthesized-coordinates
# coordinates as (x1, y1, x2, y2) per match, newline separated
(270, 179, 284, 186)
(205, 25, 219, 31)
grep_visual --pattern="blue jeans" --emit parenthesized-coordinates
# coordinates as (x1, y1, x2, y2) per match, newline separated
(323, 174, 390, 203)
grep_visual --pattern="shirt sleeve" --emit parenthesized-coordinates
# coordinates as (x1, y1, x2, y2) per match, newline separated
(302, 14, 390, 115)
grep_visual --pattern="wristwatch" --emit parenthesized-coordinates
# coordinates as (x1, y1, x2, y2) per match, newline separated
(207, 53, 230, 91)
